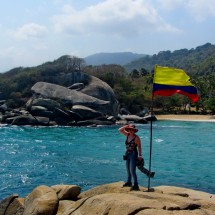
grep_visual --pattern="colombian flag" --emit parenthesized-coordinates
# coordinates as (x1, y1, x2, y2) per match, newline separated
(153, 65, 199, 103)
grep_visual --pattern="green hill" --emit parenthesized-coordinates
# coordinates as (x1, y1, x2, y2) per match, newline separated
(124, 43, 215, 76)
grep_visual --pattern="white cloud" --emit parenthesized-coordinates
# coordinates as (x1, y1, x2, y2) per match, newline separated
(156, 0, 185, 10)
(156, 0, 215, 21)
(0, 46, 30, 71)
(12, 23, 48, 40)
(186, 0, 215, 21)
(53, 0, 180, 36)
(0, 45, 51, 72)
(32, 43, 48, 50)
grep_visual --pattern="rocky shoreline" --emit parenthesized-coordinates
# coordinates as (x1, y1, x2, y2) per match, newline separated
(0, 74, 155, 127)
(1, 181, 214, 215)
(1, 70, 214, 126)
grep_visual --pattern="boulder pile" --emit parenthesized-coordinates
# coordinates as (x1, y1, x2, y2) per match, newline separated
(1, 182, 214, 215)
(0, 71, 155, 127)
(0, 70, 120, 126)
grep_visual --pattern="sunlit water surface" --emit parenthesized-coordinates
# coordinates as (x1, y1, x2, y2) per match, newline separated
(0, 121, 214, 199)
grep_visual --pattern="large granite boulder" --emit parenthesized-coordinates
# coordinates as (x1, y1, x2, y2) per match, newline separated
(51, 185, 81, 200)
(53, 71, 119, 116)
(80, 76, 119, 117)
(30, 70, 120, 117)
(30, 82, 117, 117)
(1, 182, 215, 215)
(23, 185, 58, 215)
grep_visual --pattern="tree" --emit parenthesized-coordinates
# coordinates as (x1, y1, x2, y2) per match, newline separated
(205, 98, 215, 114)
(140, 68, 149, 76)
(130, 69, 139, 79)
(64, 56, 85, 71)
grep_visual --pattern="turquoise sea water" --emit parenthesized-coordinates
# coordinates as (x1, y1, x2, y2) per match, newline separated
(0, 121, 215, 200)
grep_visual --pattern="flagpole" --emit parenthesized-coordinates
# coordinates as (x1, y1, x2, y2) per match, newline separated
(148, 67, 155, 192)
(147, 97, 154, 191)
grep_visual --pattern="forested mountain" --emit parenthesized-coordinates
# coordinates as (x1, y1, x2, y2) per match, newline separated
(124, 43, 215, 76)
(84, 52, 145, 66)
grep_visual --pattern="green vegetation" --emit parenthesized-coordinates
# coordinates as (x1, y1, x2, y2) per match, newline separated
(124, 43, 215, 76)
(0, 44, 215, 114)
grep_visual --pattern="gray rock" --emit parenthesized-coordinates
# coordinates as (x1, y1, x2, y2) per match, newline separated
(80, 75, 119, 117)
(10, 115, 38, 126)
(52, 108, 73, 125)
(31, 70, 120, 117)
(0, 100, 6, 105)
(71, 105, 104, 119)
(31, 82, 111, 114)
(121, 114, 148, 124)
(31, 106, 48, 112)
(68, 83, 85, 91)
(34, 116, 50, 125)
(119, 108, 131, 115)
(66, 110, 83, 121)
(0, 103, 7, 112)
(23, 71, 120, 125)
(143, 114, 157, 121)
(31, 98, 62, 111)
(32, 110, 54, 119)
(55, 71, 117, 105)
(53, 108, 70, 118)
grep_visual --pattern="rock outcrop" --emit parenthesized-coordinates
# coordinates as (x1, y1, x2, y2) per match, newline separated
(0, 70, 121, 126)
(30, 82, 110, 112)
(0, 71, 157, 126)
(30, 70, 120, 118)
(1, 182, 214, 215)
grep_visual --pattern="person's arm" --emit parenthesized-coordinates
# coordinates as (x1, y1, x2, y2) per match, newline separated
(118, 124, 129, 136)
(135, 136, 142, 159)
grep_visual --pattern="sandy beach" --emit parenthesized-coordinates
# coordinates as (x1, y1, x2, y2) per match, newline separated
(155, 114, 215, 122)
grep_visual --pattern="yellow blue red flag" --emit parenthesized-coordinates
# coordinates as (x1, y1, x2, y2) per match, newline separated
(153, 65, 199, 102)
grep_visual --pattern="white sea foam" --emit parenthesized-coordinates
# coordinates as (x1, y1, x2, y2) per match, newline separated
(155, 138, 164, 143)
(21, 174, 29, 184)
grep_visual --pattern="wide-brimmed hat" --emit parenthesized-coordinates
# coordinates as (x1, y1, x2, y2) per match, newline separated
(125, 124, 138, 133)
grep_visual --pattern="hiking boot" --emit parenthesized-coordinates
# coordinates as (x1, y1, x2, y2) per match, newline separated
(131, 184, 140, 191)
(122, 182, 132, 187)
(150, 172, 155, 178)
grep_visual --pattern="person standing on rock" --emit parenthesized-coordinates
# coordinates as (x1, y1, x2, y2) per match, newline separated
(118, 124, 142, 191)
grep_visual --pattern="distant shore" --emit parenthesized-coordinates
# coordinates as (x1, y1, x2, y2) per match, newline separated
(156, 114, 215, 122)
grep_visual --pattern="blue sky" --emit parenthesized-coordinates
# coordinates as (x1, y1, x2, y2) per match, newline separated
(1, 0, 215, 72)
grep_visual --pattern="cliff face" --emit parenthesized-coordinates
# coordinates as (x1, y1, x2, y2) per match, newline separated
(1, 181, 214, 215)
